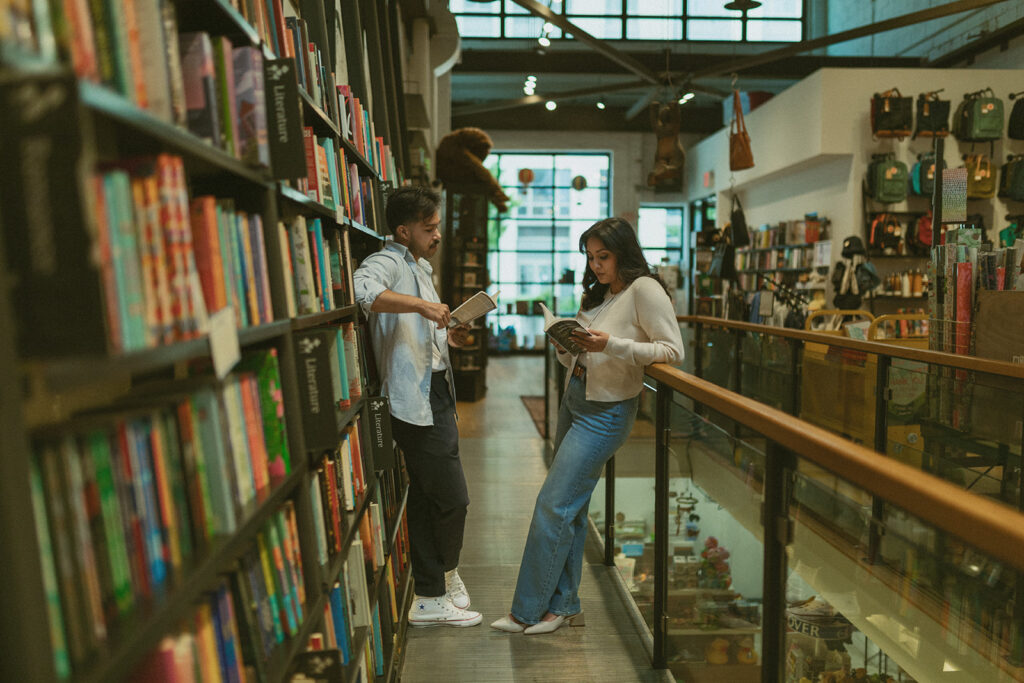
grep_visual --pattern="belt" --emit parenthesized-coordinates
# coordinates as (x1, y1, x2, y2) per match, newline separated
(572, 364, 586, 379)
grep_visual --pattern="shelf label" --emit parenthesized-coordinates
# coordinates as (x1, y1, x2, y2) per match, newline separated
(264, 58, 308, 180)
(209, 307, 241, 379)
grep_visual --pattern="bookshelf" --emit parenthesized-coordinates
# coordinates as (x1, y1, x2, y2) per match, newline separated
(0, 0, 416, 681)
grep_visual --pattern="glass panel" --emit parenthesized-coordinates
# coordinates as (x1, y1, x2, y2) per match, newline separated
(788, 452, 1019, 683)
(494, 218, 551, 251)
(454, 15, 502, 38)
(504, 0, 528, 14)
(495, 154, 555, 187)
(565, 16, 623, 39)
(554, 187, 608, 220)
(747, 0, 803, 18)
(504, 186, 555, 219)
(687, 0, 740, 17)
(555, 154, 611, 188)
(687, 18, 742, 40)
(639, 207, 683, 249)
(738, 333, 799, 415)
(627, 0, 684, 15)
(504, 16, 546, 38)
(565, 0, 621, 15)
(701, 327, 738, 392)
(553, 251, 587, 285)
(554, 219, 595, 252)
(745, 19, 802, 42)
(664, 398, 764, 682)
(450, 0, 501, 13)
(797, 345, 878, 446)
(625, 18, 683, 40)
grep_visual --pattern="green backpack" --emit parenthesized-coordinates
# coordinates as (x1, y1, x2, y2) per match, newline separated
(965, 154, 996, 199)
(955, 88, 1004, 141)
(867, 153, 909, 203)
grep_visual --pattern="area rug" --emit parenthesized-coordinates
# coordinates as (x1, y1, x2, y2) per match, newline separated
(520, 395, 546, 438)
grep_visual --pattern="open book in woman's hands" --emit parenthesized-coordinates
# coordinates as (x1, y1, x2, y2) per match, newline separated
(537, 302, 592, 354)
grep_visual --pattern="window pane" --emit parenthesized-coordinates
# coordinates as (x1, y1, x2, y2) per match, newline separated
(746, 19, 802, 42)
(626, 18, 683, 40)
(450, 0, 500, 13)
(687, 18, 742, 40)
(555, 154, 610, 188)
(504, 0, 528, 14)
(555, 188, 608, 220)
(565, 17, 623, 39)
(627, 0, 684, 16)
(638, 207, 684, 249)
(748, 0, 803, 18)
(565, 0, 620, 15)
(643, 248, 673, 266)
(504, 16, 545, 38)
(455, 15, 502, 38)
(496, 154, 555, 186)
(506, 186, 555, 219)
(555, 220, 596, 252)
(687, 0, 740, 17)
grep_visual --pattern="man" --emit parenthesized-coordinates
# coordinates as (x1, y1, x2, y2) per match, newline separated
(352, 186, 481, 628)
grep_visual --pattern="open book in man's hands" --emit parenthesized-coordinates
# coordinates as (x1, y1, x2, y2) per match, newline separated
(537, 302, 591, 354)
(448, 290, 499, 328)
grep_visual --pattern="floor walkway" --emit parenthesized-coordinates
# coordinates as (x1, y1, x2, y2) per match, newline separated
(400, 356, 671, 683)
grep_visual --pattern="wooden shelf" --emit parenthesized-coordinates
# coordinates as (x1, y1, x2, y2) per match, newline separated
(667, 625, 761, 636)
(279, 184, 339, 220)
(299, 88, 340, 138)
(737, 242, 816, 253)
(340, 137, 379, 179)
(737, 267, 812, 274)
(344, 217, 385, 241)
(293, 305, 360, 330)
(76, 463, 307, 683)
(79, 81, 270, 185)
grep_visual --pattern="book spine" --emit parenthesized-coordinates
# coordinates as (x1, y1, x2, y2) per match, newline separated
(309, 473, 329, 566)
(30, 458, 73, 678)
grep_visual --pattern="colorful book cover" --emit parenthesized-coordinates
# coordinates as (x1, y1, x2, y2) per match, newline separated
(310, 219, 330, 310)
(193, 602, 221, 683)
(266, 521, 298, 635)
(133, 0, 172, 120)
(213, 199, 241, 325)
(237, 348, 291, 481)
(127, 176, 160, 346)
(305, 221, 325, 311)
(216, 580, 245, 683)
(333, 328, 351, 409)
(288, 216, 318, 314)
(323, 457, 343, 554)
(338, 435, 355, 511)
(176, 398, 213, 544)
(255, 532, 286, 641)
(157, 409, 193, 564)
(303, 126, 320, 202)
(309, 474, 329, 566)
(120, 0, 147, 107)
(90, 175, 123, 351)
(178, 31, 221, 145)
(239, 374, 270, 496)
(146, 411, 182, 571)
(243, 549, 279, 653)
(273, 511, 302, 621)
(221, 377, 255, 509)
(275, 222, 298, 318)
(127, 418, 167, 590)
(86, 431, 133, 616)
(247, 215, 272, 324)
(371, 604, 384, 676)
(328, 581, 352, 664)
(189, 196, 228, 314)
(227, 208, 250, 328)
(232, 45, 270, 167)
(30, 457, 72, 678)
(192, 388, 238, 534)
(160, 0, 187, 126)
(105, 170, 147, 349)
(342, 322, 362, 400)
(112, 422, 151, 600)
(212, 36, 239, 156)
(283, 503, 305, 606)
(236, 210, 261, 326)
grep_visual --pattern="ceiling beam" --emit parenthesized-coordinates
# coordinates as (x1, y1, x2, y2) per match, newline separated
(453, 103, 722, 134)
(508, 0, 662, 86)
(687, 0, 1013, 81)
(453, 79, 650, 117)
(927, 15, 1024, 67)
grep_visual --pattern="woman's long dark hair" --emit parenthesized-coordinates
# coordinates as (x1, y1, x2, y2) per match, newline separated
(579, 217, 670, 310)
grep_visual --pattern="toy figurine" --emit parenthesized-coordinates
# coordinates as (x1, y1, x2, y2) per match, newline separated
(705, 637, 730, 664)
(684, 513, 701, 538)
(736, 637, 757, 664)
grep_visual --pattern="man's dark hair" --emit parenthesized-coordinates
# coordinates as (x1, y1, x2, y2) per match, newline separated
(386, 186, 441, 234)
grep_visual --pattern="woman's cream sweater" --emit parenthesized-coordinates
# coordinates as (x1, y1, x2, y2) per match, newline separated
(556, 276, 685, 401)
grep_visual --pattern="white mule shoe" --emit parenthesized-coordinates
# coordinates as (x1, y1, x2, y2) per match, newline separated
(490, 614, 525, 633)
(523, 612, 585, 635)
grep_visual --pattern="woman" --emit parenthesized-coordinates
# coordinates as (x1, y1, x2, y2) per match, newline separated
(491, 217, 684, 634)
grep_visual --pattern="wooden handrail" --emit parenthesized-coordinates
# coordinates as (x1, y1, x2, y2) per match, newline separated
(679, 315, 1024, 380)
(646, 363, 1024, 572)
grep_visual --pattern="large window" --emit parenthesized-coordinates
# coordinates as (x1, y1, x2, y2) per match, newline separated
(451, 0, 803, 42)
(485, 152, 611, 351)
(638, 206, 684, 266)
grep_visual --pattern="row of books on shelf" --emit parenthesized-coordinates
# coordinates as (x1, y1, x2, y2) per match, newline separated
(296, 128, 377, 226)
(87, 149, 363, 353)
(737, 217, 827, 249)
(735, 247, 813, 272)
(337, 85, 398, 183)
(29, 347, 292, 674)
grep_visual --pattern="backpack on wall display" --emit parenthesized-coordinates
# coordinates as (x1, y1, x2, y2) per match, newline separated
(913, 90, 950, 139)
(871, 87, 913, 138)
(910, 152, 945, 197)
(868, 214, 903, 255)
(954, 88, 1004, 141)
(965, 154, 996, 199)
(999, 155, 1024, 201)
(867, 153, 908, 203)
(910, 212, 937, 255)
(1009, 91, 1024, 140)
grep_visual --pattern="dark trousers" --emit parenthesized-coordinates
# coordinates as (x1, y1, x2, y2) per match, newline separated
(391, 371, 469, 597)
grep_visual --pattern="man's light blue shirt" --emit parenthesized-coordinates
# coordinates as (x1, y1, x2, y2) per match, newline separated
(353, 240, 454, 426)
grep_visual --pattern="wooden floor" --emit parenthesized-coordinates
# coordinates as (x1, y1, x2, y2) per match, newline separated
(400, 356, 672, 683)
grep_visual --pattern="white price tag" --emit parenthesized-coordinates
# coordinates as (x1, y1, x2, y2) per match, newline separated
(209, 307, 241, 380)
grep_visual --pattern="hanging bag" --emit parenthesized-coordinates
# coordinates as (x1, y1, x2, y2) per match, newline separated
(910, 151, 944, 197)
(912, 90, 950, 139)
(730, 193, 750, 247)
(729, 90, 755, 171)
(708, 229, 737, 281)
(871, 87, 913, 139)
(965, 154, 996, 199)
(867, 153, 909, 203)
(956, 88, 1004, 141)
(1009, 91, 1024, 140)
(999, 155, 1024, 200)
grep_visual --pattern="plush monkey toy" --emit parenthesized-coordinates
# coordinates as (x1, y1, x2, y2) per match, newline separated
(435, 127, 510, 212)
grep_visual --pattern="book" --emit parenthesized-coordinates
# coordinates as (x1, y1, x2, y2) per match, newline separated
(448, 290, 498, 328)
(537, 302, 591, 355)
(179, 32, 221, 145)
(233, 46, 270, 167)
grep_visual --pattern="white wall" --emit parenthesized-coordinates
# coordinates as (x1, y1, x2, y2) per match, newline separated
(685, 67, 1024, 299)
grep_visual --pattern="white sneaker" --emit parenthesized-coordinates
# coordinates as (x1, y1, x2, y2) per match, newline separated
(445, 568, 471, 609)
(408, 595, 482, 628)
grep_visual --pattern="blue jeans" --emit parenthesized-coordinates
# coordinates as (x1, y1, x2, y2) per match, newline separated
(511, 375, 638, 624)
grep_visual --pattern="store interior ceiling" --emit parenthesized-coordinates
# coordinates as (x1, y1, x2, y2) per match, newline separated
(436, 0, 1024, 136)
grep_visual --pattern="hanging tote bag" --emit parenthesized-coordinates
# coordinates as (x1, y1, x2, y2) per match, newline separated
(708, 229, 737, 281)
(729, 90, 754, 171)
